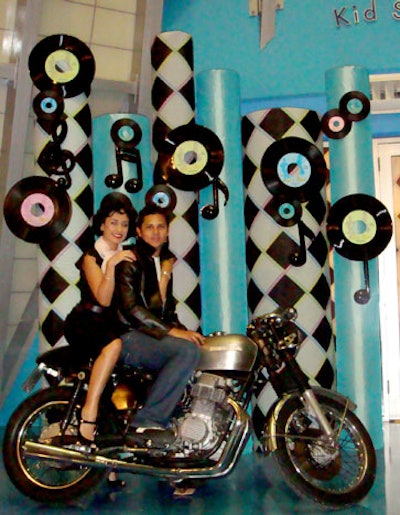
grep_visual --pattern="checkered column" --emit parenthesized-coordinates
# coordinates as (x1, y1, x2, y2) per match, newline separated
(151, 31, 201, 330)
(242, 108, 336, 444)
(35, 92, 93, 349)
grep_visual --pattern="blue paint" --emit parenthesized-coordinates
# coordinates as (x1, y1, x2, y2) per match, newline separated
(196, 70, 248, 335)
(163, 0, 400, 101)
(325, 65, 383, 448)
(0, 333, 39, 426)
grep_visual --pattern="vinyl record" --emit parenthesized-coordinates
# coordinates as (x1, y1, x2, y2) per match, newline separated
(261, 137, 327, 202)
(326, 194, 392, 261)
(145, 184, 177, 212)
(267, 197, 302, 227)
(28, 34, 95, 97)
(3, 176, 71, 243)
(111, 118, 142, 149)
(321, 108, 352, 139)
(339, 91, 370, 122)
(155, 124, 224, 191)
(33, 87, 65, 122)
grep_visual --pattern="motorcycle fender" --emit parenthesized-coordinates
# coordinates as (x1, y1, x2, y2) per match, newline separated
(258, 387, 356, 454)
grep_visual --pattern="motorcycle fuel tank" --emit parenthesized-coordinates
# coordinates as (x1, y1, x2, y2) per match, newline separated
(198, 333, 258, 372)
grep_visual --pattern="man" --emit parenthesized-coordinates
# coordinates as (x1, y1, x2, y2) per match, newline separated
(114, 205, 205, 446)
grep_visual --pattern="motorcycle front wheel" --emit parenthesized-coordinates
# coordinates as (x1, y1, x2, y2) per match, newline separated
(271, 395, 376, 508)
(2, 387, 106, 504)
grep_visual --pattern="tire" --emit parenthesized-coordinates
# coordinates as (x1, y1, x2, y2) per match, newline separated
(2, 387, 106, 504)
(272, 394, 376, 508)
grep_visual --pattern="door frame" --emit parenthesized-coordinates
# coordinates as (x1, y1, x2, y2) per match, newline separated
(373, 137, 400, 421)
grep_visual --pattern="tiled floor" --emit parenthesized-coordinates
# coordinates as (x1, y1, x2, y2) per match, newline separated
(0, 422, 398, 514)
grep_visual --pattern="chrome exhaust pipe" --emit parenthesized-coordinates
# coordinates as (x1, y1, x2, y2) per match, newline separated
(24, 398, 250, 481)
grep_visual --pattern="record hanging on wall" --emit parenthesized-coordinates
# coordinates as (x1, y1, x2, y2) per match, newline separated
(339, 90, 370, 122)
(3, 176, 71, 243)
(145, 184, 177, 212)
(154, 123, 224, 191)
(326, 193, 392, 261)
(261, 136, 327, 201)
(266, 196, 303, 227)
(33, 87, 65, 123)
(28, 34, 95, 97)
(321, 109, 352, 140)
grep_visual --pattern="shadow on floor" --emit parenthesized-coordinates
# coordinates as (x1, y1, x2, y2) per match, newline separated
(0, 428, 386, 515)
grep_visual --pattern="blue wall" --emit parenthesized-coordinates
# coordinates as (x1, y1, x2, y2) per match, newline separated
(163, 0, 400, 102)
(162, 0, 400, 447)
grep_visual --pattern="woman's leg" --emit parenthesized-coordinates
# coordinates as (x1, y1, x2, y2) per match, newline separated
(80, 337, 122, 441)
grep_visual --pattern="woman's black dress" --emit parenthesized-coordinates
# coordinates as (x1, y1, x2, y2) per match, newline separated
(64, 249, 124, 360)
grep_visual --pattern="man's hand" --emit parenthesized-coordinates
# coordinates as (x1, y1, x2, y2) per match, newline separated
(169, 327, 206, 347)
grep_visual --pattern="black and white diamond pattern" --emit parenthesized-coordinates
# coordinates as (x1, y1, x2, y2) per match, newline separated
(242, 108, 336, 448)
(151, 32, 201, 330)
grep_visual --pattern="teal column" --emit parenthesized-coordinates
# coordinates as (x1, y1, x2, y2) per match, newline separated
(325, 65, 383, 448)
(196, 69, 248, 335)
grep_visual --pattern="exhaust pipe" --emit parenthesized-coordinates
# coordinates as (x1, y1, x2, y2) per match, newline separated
(24, 398, 250, 481)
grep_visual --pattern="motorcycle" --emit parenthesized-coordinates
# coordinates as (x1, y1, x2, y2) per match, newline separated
(2, 306, 376, 508)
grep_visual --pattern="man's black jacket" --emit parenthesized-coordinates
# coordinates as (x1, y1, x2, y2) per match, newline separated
(114, 238, 184, 339)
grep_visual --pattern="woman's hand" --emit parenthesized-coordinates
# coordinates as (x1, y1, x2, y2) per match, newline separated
(108, 249, 136, 269)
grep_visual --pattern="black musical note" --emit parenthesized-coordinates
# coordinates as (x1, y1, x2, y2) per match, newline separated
(354, 259, 371, 304)
(105, 147, 143, 193)
(289, 220, 315, 267)
(200, 178, 229, 220)
(37, 120, 75, 189)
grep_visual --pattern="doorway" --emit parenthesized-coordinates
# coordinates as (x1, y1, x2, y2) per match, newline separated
(373, 138, 400, 421)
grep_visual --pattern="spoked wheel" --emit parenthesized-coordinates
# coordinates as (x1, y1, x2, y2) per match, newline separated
(2, 387, 106, 504)
(272, 395, 376, 508)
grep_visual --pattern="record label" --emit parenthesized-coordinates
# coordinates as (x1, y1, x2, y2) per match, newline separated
(342, 210, 377, 245)
(327, 193, 392, 261)
(277, 152, 311, 189)
(173, 140, 208, 176)
(20, 193, 55, 227)
(45, 50, 80, 84)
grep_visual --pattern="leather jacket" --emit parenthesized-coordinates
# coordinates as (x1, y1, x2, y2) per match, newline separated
(114, 238, 184, 339)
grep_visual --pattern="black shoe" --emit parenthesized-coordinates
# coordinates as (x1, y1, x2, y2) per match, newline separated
(125, 426, 175, 447)
(107, 477, 127, 491)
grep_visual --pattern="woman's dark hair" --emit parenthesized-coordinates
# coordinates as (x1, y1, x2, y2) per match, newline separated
(136, 205, 171, 229)
(92, 192, 137, 238)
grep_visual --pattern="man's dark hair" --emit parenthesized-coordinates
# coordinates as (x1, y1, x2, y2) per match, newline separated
(92, 192, 137, 237)
(136, 205, 171, 229)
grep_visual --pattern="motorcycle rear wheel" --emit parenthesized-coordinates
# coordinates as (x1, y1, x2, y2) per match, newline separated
(272, 395, 376, 508)
(2, 387, 106, 504)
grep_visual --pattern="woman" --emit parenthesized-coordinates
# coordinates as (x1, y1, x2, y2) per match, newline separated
(64, 192, 136, 453)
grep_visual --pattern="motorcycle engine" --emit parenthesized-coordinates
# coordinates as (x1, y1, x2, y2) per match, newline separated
(174, 372, 232, 452)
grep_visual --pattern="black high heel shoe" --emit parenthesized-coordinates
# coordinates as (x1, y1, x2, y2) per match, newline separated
(78, 419, 98, 450)
(107, 477, 127, 490)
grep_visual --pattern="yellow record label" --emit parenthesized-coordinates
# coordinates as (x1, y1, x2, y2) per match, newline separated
(45, 50, 80, 84)
(342, 210, 377, 245)
(172, 140, 208, 176)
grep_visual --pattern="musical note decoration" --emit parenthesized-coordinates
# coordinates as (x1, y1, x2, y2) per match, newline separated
(105, 118, 143, 194)
(200, 177, 229, 220)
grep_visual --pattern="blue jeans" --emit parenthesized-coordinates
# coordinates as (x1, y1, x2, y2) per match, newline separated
(120, 329, 201, 428)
